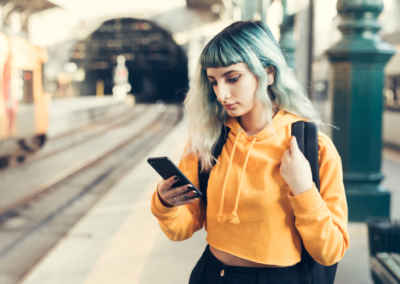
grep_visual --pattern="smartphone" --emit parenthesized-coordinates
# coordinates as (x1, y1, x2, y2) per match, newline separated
(147, 156, 203, 198)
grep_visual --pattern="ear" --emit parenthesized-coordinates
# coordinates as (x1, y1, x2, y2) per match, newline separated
(264, 66, 276, 86)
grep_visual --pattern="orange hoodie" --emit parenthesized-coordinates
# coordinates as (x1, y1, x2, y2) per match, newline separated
(151, 110, 350, 266)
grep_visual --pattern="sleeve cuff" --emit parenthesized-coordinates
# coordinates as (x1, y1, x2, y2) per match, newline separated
(153, 188, 179, 214)
(288, 183, 324, 216)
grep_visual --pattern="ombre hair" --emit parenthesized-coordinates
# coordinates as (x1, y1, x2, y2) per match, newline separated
(184, 21, 322, 172)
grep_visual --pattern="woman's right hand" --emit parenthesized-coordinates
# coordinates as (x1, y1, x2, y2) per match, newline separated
(157, 176, 199, 207)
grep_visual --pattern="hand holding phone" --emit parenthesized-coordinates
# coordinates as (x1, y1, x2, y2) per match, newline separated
(147, 157, 202, 207)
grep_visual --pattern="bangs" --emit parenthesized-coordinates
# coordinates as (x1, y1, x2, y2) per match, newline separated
(200, 37, 244, 69)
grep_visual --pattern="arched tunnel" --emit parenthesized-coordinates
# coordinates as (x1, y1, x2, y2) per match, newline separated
(70, 18, 189, 103)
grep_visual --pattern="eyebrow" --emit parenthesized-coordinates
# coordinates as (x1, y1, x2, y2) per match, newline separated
(207, 70, 241, 79)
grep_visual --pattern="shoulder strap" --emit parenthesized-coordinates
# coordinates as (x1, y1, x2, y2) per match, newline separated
(292, 121, 320, 191)
(292, 121, 319, 284)
(292, 122, 338, 284)
(198, 126, 231, 205)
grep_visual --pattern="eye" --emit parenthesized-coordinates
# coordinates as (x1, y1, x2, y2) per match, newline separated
(228, 75, 241, 83)
(209, 81, 217, 86)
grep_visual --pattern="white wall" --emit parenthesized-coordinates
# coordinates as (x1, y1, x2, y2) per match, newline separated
(383, 111, 400, 148)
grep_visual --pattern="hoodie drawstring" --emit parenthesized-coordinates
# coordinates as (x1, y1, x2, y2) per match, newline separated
(217, 129, 243, 222)
(230, 136, 257, 224)
(217, 128, 258, 225)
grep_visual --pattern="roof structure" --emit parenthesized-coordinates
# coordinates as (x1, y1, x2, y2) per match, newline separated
(0, 0, 58, 33)
(0, 0, 57, 12)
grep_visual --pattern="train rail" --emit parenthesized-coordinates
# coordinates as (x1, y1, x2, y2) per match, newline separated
(3, 104, 149, 168)
(0, 104, 182, 284)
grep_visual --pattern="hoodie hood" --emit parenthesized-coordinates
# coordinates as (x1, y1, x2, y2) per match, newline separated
(217, 110, 306, 224)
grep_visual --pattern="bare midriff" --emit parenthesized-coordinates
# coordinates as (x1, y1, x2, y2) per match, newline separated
(209, 245, 285, 268)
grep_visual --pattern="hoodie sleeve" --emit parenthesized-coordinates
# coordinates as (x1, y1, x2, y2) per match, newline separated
(288, 132, 350, 266)
(150, 144, 206, 241)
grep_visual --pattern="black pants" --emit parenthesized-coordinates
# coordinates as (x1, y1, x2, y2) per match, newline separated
(189, 245, 302, 284)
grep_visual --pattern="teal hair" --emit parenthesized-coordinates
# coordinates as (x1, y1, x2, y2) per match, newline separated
(185, 21, 322, 172)
(200, 21, 280, 69)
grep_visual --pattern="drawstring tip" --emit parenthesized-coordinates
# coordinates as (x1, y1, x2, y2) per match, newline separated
(230, 217, 240, 224)
(230, 212, 240, 224)
(217, 213, 226, 223)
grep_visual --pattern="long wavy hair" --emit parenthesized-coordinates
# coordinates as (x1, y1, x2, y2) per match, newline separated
(184, 21, 322, 172)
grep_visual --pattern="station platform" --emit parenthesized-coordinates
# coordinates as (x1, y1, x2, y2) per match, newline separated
(47, 96, 129, 138)
(18, 118, 400, 284)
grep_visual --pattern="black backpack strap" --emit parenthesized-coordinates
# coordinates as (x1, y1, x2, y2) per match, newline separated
(304, 122, 320, 191)
(292, 121, 338, 284)
(292, 121, 314, 284)
(198, 126, 231, 205)
(292, 121, 320, 191)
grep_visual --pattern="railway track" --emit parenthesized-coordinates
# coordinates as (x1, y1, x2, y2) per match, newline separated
(0, 104, 182, 284)
(7, 104, 150, 167)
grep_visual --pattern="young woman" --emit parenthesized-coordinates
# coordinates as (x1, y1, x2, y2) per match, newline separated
(151, 21, 349, 284)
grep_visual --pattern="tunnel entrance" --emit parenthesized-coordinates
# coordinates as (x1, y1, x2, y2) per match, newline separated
(70, 18, 189, 103)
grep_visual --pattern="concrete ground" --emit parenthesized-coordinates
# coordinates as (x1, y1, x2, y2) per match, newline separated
(18, 118, 400, 284)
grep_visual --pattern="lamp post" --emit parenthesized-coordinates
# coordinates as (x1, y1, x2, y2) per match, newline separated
(241, 0, 258, 20)
(241, 0, 270, 21)
(326, 0, 396, 221)
(279, 0, 295, 68)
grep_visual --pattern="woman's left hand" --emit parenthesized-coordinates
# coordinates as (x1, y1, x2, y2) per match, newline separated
(280, 136, 314, 196)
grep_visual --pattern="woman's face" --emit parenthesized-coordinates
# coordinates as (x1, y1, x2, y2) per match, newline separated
(206, 62, 273, 118)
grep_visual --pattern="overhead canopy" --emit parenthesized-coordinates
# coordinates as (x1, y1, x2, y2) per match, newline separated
(186, 0, 223, 10)
(0, 0, 58, 33)
(0, 0, 57, 13)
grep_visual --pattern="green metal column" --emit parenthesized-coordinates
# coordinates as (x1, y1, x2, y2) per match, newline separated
(241, 0, 258, 20)
(326, 0, 396, 222)
(260, 0, 271, 23)
(241, 0, 270, 21)
(279, 0, 295, 68)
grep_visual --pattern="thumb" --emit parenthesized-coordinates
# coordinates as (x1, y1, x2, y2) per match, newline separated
(290, 136, 299, 154)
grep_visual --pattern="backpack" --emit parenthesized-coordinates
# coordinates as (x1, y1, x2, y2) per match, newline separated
(198, 121, 338, 284)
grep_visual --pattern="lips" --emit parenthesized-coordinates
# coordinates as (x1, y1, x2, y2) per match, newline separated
(223, 103, 237, 110)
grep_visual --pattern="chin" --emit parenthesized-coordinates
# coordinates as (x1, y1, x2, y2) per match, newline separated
(226, 107, 246, 118)
(226, 110, 241, 117)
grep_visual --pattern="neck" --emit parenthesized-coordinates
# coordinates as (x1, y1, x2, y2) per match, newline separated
(237, 102, 278, 137)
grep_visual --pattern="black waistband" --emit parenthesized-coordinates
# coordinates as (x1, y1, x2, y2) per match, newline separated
(203, 244, 299, 276)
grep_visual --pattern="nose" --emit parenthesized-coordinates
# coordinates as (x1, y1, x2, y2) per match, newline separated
(215, 83, 230, 103)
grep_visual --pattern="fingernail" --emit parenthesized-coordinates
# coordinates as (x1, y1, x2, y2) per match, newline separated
(192, 191, 197, 196)
(187, 184, 193, 187)
(174, 176, 179, 180)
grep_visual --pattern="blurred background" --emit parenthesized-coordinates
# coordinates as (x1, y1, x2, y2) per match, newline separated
(0, 0, 400, 284)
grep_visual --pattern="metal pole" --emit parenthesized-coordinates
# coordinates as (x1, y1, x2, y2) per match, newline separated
(260, 0, 271, 23)
(307, 0, 314, 98)
(294, 0, 312, 93)
(241, 0, 258, 20)
(279, 0, 296, 68)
